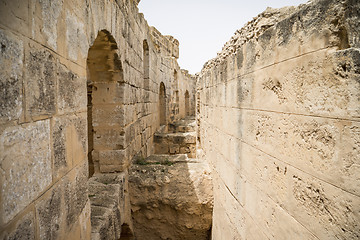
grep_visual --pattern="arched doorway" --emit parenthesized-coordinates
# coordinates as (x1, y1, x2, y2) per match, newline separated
(159, 82, 166, 126)
(185, 90, 190, 117)
(143, 40, 149, 90)
(87, 30, 124, 177)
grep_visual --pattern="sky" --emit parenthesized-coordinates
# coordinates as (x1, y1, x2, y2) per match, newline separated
(138, 0, 309, 74)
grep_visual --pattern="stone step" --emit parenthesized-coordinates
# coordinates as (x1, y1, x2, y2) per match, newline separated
(88, 173, 134, 240)
(168, 117, 196, 133)
(134, 154, 196, 166)
(154, 132, 196, 158)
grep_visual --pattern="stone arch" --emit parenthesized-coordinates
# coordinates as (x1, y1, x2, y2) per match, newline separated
(87, 30, 124, 176)
(196, 91, 201, 147)
(159, 82, 166, 126)
(143, 39, 150, 90)
(185, 90, 190, 117)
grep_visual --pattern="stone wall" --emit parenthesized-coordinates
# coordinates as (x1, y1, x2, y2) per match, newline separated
(197, 0, 360, 239)
(180, 70, 196, 117)
(0, 0, 194, 238)
(150, 26, 196, 123)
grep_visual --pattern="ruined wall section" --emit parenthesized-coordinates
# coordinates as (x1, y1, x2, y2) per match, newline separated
(150, 26, 179, 59)
(197, 0, 360, 239)
(180, 70, 196, 117)
(149, 26, 195, 124)
(0, 0, 192, 238)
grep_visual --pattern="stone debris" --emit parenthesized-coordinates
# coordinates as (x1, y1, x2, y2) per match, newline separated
(88, 173, 129, 240)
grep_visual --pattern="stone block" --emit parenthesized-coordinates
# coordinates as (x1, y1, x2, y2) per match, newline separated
(63, 162, 89, 228)
(289, 169, 360, 239)
(171, 135, 184, 145)
(0, 0, 29, 36)
(338, 122, 360, 193)
(99, 150, 127, 172)
(124, 105, 136, 127)
(0, 211, 36, 240)
(153, 133, 165, 144)
(65, 9, 89, 61)
(242, 109, 359, 195)
(79, 201, 92, 240)
(154, 141, 169, 155)
(93, 128, 126, 150)
(91, 150, 99, 162)
(91, 212, 116, 240)
(0, 29, 23, 123)
(251, 48, 360, 119)
(57, 63, 87, 114)
(212, 179, 267, 240)
(99, 150, 127, 165)
(92, 104, 125, 128)
(169, 144, 179, 154)
(0, 120, 51, 224)
(30, 0, 63, 50)
(91, 82, 125, 105)
(89, 0, 111, 39)
(183, 133, 196, 144)
(52, 114, 87, 179)
(331, 48, 360, 118)
(35, 185, 63, 240)
(25, 47, 56, 119)
(179, 146, 191, 154)
(89, 183, 121, 208)
(243, 179, 318, 240)
(88, 173, 126, 239)
(345, 0, 360, 48)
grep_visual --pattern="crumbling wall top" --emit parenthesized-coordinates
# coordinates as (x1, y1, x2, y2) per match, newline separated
(201, 5, 301, 73)
(201, 0, 360, 75)
(181, 69, 196, 81)
(150, 27, 180, 58)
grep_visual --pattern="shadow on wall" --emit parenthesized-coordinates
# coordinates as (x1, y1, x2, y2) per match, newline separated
(143, 40, 150, 91)
(159, 82, 167, 126)
(185, 90, 190, 117)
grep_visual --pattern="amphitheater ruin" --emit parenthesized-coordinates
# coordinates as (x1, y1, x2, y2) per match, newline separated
(0, 0, 359, 239)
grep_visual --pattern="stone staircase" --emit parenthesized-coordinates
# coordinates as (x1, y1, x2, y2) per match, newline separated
(154, 117, 197, 158)
(168, 117, 196, 133)
(88, 117, 212, 240)
(88, 173, 133, 240)
(128, 117, 213, 240)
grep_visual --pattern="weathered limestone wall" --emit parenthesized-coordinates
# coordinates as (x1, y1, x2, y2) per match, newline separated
(149, 27, 196, 124)
(197, 0, 360, 239)
(0, 0, 194, 238)
(180, 70, 196, 117)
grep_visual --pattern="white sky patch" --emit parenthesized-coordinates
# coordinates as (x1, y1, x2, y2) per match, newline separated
(139, 0, 309, 74)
